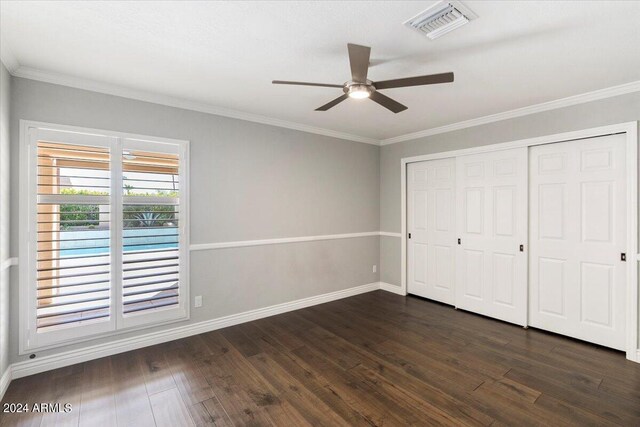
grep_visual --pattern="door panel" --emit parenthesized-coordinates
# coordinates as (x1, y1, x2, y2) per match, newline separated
(407, 158, 456, 304)
(538, 257, 565, 316)
(455, 148, 528, 325)
(493, 253, 515, 306)
(463, 249, 484, 299)
(529, 134, 626, 350)
(464, 188, 484, 234)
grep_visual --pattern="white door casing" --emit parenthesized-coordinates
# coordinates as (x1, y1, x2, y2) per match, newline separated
(529, 134, 627, 350)
(407, 159, 456, 304)
(455, 148, 528, 325)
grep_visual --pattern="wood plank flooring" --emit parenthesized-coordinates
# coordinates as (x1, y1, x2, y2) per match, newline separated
(2, 290, 640, 426)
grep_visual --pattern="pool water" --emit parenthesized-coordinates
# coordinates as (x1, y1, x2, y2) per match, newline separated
(59, 228, 178, 256)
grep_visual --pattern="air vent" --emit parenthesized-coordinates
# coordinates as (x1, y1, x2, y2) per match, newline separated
(404, 1, 477, 40)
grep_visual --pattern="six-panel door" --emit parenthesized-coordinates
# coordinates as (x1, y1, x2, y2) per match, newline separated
(529, 134, 627, 350)
(454, 148, 528, 326)
(407, 158, 456, 304)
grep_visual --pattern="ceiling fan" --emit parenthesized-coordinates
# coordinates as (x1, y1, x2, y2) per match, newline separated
(273, 43, 454, 113)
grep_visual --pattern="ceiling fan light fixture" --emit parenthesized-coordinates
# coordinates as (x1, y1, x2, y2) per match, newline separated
(348, 89, 370, 99)
(345, 83, 374, 99)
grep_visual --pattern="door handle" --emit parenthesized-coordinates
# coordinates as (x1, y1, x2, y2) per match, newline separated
(621, 253, 626, 262)
(520, 244, 524, 252)
(457, 238, 461, 245)
(408, 233, 411, 239)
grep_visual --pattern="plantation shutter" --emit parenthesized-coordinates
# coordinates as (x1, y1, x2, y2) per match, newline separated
(120, 141, 184, 327)
(29, 131, 117, 348)
(24, 127, 188, 351)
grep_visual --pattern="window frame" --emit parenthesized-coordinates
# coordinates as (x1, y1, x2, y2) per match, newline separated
(19, 121, 190, 354)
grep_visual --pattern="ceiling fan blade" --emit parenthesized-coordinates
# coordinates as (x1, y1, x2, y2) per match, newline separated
(272, 80, 343, 88)
(315, 94, 349, 111)
(347, 43, 371, 83)
(369, 91, 407, 113)
(374, 72, 454, 90)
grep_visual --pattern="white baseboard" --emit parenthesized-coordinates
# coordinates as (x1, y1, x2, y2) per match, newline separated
(1, 281, 638, 400)
(379, 282, 406, 295)
(8, 281, 380, 381)
(0, 366, 11, 402)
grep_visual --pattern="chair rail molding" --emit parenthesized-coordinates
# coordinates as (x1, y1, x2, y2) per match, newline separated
(189, 231, 385, 251)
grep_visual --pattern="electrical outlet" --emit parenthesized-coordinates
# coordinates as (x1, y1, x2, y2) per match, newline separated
(194, 295, 203, 308)
(373, 265, 377, 273)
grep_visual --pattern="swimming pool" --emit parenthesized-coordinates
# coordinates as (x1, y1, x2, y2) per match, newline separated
(59, 227, 178, 256)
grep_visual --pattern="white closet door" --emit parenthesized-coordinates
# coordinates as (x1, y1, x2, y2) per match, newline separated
(407, 158, 456, 304)
(455, 148, 528, 325)
(529, 134, 626, 350)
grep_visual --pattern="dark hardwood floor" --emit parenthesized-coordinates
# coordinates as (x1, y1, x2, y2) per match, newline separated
(2, 290, 640, 426)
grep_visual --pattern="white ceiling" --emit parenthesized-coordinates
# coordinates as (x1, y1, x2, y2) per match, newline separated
(1, 1, 640, 141)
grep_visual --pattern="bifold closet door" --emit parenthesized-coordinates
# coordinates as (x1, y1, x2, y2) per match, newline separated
(529, 134, 627, 350)
(455, 148, 528, 325)
(407, 158, 456, 304)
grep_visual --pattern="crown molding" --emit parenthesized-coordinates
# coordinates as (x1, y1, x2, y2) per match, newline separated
(0, 46, 19, 73)
(381, 80, 640, 145)
(10, 66, 380, 145)
(9, 65, 640, 147)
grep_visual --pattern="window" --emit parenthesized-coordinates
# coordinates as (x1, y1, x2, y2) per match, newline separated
(20, 124, 189, 351)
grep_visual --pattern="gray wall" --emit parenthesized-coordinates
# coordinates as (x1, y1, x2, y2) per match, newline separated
(9, 77, 380, 363)
(0, 64, 11, 379)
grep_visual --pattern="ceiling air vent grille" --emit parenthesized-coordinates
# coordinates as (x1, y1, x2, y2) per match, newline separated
(404, 1, 477, 40)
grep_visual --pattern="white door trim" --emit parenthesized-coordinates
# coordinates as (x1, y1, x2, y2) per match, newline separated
(400, 121, 638, 362)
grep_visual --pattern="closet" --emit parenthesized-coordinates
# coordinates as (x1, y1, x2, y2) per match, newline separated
(406, 133, 629, 350)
